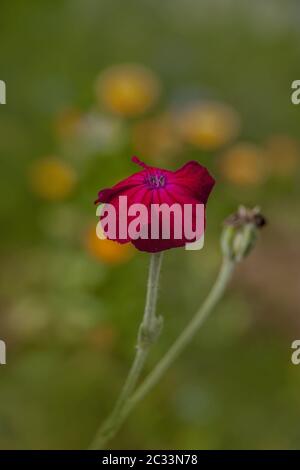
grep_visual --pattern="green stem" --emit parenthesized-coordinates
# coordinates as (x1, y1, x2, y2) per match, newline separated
(96, 257, 235, 446)
(89, 252, 163, 450)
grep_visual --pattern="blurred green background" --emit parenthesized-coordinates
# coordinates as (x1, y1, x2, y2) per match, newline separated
(0, 0, 300, 450)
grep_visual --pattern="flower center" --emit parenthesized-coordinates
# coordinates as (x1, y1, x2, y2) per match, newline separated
(146, 173, 166, 189)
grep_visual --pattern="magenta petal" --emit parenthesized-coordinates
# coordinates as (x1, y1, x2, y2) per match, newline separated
(169, 160, 215, 204)
(95, 158, 215, 253)
(95, 171, 145, 205)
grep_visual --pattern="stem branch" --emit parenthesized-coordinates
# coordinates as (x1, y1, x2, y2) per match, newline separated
(127, 258, 234, 414)
(94, 257, 235, 446)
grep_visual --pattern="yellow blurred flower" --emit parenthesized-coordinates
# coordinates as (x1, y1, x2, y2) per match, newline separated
(53, 107, 81, 139)
(219, 142, 267, 186)
(85, 226, 134, 265)
(95, 64, 161, 117)
(132, 113, 182, 160)
(176, 101, 240, 150)
(265, 134, 300, 178)
(29, 157, 76, 200)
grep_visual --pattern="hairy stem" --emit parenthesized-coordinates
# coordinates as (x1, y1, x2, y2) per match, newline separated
(93, 257, 235, 447)
(127, 258, 234, 413)
(89, 252, 163, 449)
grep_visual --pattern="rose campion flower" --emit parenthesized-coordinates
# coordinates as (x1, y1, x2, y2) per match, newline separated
(95, 157, 215, 253)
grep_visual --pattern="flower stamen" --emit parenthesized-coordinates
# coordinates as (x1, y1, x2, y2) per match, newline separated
(146, 174, 166, 188)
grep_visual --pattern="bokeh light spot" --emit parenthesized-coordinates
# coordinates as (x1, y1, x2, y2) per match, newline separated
(95, 64, 161, 117)
(29, 157, 77, 200)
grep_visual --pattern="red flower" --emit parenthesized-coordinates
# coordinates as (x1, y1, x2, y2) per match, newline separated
(95, 157, 215, 253)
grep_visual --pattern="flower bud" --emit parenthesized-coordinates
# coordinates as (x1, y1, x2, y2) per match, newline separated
(221, 206, 266, 262)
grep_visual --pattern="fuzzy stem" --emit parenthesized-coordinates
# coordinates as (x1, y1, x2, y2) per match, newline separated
(89, 252, 163, 449)
(92, 257, 235, 448)
(126, 258, 234, 413)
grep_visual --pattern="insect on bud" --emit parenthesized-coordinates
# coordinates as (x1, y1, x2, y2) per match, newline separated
(221, 206, 267, 262)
